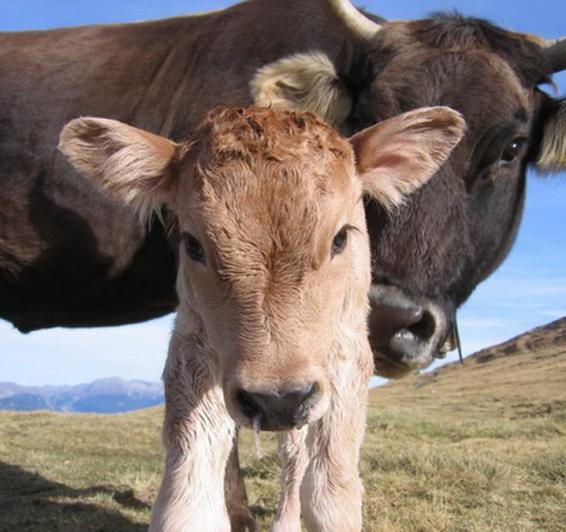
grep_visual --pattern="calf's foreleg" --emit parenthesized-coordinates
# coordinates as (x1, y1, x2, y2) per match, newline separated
(150, 331, 235, 532)
(271, 427, 309, 532)
(225, 430, 258, 532)
(300, 347, 372, 532)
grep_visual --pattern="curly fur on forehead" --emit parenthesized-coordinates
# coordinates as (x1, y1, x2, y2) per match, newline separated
(192, 107, 353, 184)
(183, 106, 358, 237)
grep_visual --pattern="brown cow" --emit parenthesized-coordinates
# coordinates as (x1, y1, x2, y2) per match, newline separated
(1, 0, 564, 372)
(2, 1, 566, 528)
(251, 2, 566, 377)
(59, 105, 465, 530)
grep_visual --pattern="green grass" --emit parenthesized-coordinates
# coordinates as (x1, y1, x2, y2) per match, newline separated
(360, 406, 566, 531)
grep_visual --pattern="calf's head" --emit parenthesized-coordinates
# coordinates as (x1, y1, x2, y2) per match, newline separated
(59, 106, 464, 430)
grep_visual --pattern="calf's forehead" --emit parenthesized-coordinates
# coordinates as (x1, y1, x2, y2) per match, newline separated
(174, 108, 360, 236)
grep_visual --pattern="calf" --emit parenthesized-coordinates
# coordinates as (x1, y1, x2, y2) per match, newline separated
(59, 106, 464, 531)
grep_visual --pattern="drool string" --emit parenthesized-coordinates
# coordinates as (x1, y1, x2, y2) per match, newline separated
(253, 416, 264, 459)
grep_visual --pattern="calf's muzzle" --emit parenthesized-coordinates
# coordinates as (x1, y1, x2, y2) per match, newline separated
(236, 383, 320, 431)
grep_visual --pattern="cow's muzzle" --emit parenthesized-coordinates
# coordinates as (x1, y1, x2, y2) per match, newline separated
(368, 284, 453, 378)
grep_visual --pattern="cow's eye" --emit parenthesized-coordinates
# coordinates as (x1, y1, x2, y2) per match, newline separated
(182, 232, 206, 264)
(501, 137, 526, 163)
(331, 226, 349, 258)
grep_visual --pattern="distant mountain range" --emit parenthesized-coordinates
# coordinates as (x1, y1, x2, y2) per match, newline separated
(0, 377, 164, 414)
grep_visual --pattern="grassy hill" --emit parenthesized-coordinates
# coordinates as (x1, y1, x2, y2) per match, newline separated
(1, 318, 565, 531)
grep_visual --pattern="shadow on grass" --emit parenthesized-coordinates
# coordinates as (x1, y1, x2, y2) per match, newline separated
(0, 461, 148, 531)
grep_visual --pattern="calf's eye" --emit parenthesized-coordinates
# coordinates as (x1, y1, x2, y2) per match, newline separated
(182, 232, 206, 264)
(501, 137, 526, 163)
(331, 226, 349, 258)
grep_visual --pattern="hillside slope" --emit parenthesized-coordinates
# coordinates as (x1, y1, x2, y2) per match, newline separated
(1, 319, 565, 531)
(371, 316, 566, 417)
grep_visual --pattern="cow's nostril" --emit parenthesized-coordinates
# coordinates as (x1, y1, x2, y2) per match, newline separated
(369, 298, 441, 369)
(370, 303, 427, 345)
(235, 383, 318, 431)
(405, 309, 435, 342)
(368, 285, 450, 377)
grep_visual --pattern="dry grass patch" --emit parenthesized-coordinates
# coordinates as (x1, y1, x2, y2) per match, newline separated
(1, 320, 565, 530)
(1, 402, 565, 531)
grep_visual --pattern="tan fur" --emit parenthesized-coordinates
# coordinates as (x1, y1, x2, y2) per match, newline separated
(251, 52, 352, 128)
(59, 106, 465, 531)
(537, 99, 566, 173)
(271, 428, 309, 532)
(350, 107, 467, 210)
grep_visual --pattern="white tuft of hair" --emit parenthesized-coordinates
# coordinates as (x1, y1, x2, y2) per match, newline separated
(250, 51, 352, 129)
(537, 100, 566, 173)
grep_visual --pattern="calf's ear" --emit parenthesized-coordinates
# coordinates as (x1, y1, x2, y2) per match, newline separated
(349, 106, 466, 210)
(59, 117, 180, 222)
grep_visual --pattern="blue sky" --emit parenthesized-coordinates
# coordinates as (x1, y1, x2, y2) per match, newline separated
(0, 1, 564, 386)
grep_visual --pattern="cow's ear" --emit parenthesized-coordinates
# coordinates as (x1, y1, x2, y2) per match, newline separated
(535, 98, 566, 174)
(59, 117, 181, 222)
(251, 52, 352, 129)
(349, 107, 466, 210)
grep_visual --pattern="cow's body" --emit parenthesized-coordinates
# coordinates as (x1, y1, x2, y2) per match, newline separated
(0, 1, 373, 331)
(2, 1, 565, 373)
(0, 4, 280, 330)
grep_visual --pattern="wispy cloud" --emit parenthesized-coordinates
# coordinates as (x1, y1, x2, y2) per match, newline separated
(458, 317, 516, 329)
(538, 310, 566, 319)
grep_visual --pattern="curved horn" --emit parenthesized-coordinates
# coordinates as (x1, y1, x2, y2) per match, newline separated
(327, 0, 382, 42)
(543, 37, 566, 73)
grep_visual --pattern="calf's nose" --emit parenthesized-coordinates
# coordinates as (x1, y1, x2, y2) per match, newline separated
(236, 383, 318, 431)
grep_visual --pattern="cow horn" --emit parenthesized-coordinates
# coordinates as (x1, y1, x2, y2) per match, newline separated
(327, 0, 382, 42)
(543, 37, 566, 73)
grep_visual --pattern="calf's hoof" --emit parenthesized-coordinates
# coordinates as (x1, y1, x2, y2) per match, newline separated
(230, 511, 258, 532)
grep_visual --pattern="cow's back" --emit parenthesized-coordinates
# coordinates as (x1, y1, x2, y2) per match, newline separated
(0, 0, 353, 331)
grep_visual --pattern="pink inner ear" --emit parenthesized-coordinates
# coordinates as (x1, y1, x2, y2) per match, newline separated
(136, 128, 178, 163)
(368, 152, 406, 170)
(350, 107, 466, 209)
